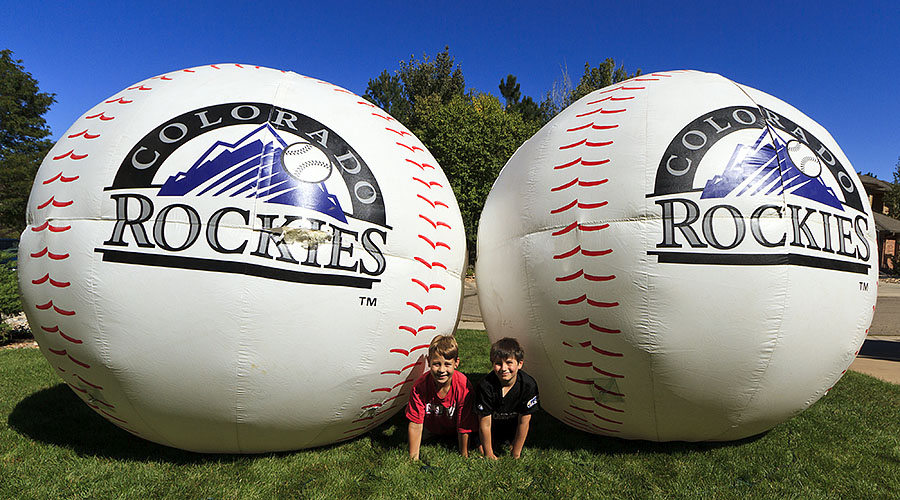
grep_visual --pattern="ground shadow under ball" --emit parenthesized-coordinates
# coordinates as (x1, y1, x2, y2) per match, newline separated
(9, 384, 255, 463)
(525, 408, 768, 456)
(369, 369, 761, 458)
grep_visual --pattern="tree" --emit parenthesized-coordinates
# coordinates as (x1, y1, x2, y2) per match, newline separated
(0, 251, 21, 317)
(413, 93, 540, 258)
(571, 58, 641, 102)
(0, 49, 56, 237)
(364, 51, 639, 259)
(399, 47, 465, 108)
(499, 74, 544, 125)
(541, 58, 640, 119)
(364, 46, 464, 130)
(363, 70, 410, 124)
(499, 74, 522, 108)
(540, 62, 574, 119)
(886, 156, 900, 217)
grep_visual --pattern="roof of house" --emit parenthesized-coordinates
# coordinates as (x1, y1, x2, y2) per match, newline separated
(874, 212, 900, 234)
(859, 174, 893, 193)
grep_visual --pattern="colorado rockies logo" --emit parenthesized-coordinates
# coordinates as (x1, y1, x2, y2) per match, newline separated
(648, 105, 871, 275)
(96, 103, 389, 288)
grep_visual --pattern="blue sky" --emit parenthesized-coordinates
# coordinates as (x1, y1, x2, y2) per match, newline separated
(3, 0, 898, 179)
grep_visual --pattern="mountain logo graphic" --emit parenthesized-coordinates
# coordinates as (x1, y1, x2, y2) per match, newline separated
(699, 129, 843, 211)
(647, 105, 872, 276)
(157, 123, 347, 223)
(649, 105, 865, 215)
(107, 101, 386, 227)
(98, 102, 389, 288)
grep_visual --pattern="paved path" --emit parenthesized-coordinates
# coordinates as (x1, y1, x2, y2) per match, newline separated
(459, 279, 900, 385)
(457, 277, 485, 330)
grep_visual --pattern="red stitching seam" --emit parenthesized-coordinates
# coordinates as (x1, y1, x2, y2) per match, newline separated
(37, 196, 74, 209)
(68, 130, 100, 139)
(563, 361, 623, 379)
(343, 96, 457, 432)
(85, 112, 114, 121)
(31, 221, 71, 232)
(29, 66, 187, 431)
(31, 274, 70, 287)
(30, 248, 69, 260)
(42, 173, 79, 184)
(551, 75, 678, 429)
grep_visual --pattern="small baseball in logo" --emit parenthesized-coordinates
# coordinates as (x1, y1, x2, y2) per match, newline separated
(786, 140, 822, 178)
(281, 139, 333, 183)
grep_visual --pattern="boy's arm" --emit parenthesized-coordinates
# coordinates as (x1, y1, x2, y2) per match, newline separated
(479, 415, 497, 459)
(457, 378, 476, 458)
(408, 422, 424, 460)
(510, 413, 532, 459)
(405, 377, 427, 460)
(457, 431, 469, 457)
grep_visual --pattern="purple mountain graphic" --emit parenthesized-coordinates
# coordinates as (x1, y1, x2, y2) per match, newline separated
(158, 123, 347, 223)
(701, 129, 843, 211)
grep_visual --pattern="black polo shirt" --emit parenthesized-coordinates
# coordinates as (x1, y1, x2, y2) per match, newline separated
(474, 369, 539, 421)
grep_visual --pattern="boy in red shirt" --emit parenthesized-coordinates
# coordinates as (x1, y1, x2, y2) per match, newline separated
(405, 334, 477, 460)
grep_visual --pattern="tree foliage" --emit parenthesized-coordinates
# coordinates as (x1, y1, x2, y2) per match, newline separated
(571, 58, 641, 102)
(0, 49, 56, 237)
(364, 46, 464, 130)
(498, 74, 521, 107)
(399, 48, 465, 107)
(886, 156, 900, 217)
(498, 74, 543, 124)
(365, 48, 542, 257)
(0, 252, 21, 317)
(541, 58, 641, 118)
(413, 93, 539, 255)
(364, 50, 638, 259)
(363, 70, 408, 124)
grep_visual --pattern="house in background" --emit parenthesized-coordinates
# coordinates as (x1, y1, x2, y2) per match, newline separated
(859, 174, 900, 273)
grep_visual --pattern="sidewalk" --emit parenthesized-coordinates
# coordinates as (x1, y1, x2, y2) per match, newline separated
(460, 278, 900, 385)
(457, 276, 485, 330)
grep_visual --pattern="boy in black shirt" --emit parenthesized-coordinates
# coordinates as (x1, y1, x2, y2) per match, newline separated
(475, 337, 539, 459)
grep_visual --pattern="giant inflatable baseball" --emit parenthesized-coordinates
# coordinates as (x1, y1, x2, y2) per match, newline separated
(477, 70, 877, 441)
(18, 64, 466, 452)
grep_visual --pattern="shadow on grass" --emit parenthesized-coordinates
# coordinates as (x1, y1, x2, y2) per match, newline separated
(859, 338, 900, 362)
(524, 410, 766, 455)
(10, 376, 759, 463)
(366, 370, 764, 458)
(7, 384, 294, 463)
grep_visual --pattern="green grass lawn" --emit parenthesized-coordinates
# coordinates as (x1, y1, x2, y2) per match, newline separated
(2, 329, 900, 499)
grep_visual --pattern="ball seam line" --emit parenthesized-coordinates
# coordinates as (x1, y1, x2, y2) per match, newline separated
(550, 72, 676, 434)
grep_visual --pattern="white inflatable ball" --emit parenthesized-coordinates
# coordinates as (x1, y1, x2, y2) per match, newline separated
(476, 70, 876, 441)
(18, 64, 465, 453)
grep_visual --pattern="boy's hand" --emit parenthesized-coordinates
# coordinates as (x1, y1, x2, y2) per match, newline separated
(478, 415, 497, 460)
(510, 414, 532, 459)
(458, 432, 470, 458)
(408, 422, 424, 461)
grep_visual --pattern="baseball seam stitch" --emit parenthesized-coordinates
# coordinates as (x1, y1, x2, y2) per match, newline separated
(553, 72, 674, 434)
(342, 95, 455, 439)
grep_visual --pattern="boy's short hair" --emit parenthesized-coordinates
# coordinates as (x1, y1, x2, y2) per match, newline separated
(428, 335, 459, 361)
(490, 337, 524, 362)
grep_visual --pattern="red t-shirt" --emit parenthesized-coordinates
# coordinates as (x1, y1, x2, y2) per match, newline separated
(405, 370, 476, 435)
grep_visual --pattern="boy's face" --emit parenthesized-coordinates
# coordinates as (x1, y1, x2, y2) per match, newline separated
(492, 356, 524, 386)
(428, 353, 459, 386)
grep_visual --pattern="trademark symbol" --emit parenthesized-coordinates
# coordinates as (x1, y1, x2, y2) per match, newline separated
(359, 296, 377, 307)
(859, 282, 869, 292)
